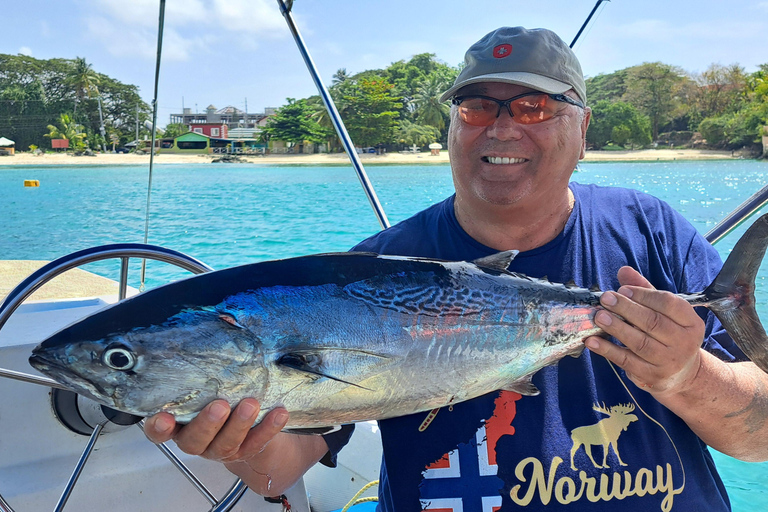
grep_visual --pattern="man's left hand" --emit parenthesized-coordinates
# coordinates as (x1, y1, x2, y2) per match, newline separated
(583, 266, 705, 395)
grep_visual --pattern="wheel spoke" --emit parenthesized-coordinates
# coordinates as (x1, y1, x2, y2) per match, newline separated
(137, 421, 218, 505)
(0, 367, 67, 390)
(54, 423, 105, 512)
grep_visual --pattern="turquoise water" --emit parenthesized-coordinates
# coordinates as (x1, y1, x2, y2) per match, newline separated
(1, 159, 768, 509)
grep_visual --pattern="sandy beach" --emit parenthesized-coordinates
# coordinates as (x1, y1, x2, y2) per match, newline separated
(0, 148, 742, 167)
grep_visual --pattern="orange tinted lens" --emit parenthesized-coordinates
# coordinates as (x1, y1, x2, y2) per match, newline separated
(509, 94, 556, 124)
(458, 98, 497, 126)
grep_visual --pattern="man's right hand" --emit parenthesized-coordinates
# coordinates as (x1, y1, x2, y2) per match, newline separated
(143, 399, 328, 496)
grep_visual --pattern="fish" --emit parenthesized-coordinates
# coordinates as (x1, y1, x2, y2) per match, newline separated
(28, 213, 768, 429)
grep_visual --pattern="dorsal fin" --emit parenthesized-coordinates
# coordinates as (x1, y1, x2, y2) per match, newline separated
(473, 250, 518, 272)
(589, 283, 602, 292)
(565, 280, 578, 288)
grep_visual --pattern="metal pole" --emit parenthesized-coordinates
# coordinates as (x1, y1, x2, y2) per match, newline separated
(54, 423, 105, 512)
(141, 0, 167, 287)
(276, 0, 390, 230)
(0, 367, 68, 390)
(137, 421, 219, 505)
(571, 0, 609, 48)
(706, 183, 768, 245)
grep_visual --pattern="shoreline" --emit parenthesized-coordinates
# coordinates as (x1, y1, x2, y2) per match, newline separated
(0, 148, 746, 167)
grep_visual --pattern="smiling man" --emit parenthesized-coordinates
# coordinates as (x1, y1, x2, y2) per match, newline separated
(144, 27, 768, 511)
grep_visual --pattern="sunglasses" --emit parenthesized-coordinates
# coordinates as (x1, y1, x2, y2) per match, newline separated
(451, 92, 585, 127)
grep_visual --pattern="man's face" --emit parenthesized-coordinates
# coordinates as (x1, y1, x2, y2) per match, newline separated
(447, 82, 590, 211)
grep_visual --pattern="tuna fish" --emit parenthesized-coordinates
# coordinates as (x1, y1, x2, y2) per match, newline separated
(28, 214, 768, 429)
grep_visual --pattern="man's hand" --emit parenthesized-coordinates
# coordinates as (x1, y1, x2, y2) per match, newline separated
(583, 266, 705, 395)
(143, 399, 324, 496)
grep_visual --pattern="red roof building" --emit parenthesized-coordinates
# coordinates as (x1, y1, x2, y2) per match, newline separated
(189, 123, 228, 139)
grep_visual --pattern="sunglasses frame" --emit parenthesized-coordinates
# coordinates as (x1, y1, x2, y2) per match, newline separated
(451, 92, 585, 126)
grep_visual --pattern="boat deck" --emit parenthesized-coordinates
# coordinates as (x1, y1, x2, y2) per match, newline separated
(0, 260, 124, 302)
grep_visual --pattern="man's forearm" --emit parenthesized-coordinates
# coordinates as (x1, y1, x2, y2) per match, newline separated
(658, 352, 768, 462)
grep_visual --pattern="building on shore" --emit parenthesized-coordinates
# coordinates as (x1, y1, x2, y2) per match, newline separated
(169, 105, 274, 137)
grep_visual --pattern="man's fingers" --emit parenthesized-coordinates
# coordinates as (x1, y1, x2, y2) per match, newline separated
(599, 289, 687, 348)
(617, 266, 654, 289)
(237, 408, 290, 457)
(202, 399, 263, 461)
(584, 335, 654, 383)
(143, 412, 181, 443)
(172, 400, 231, 456)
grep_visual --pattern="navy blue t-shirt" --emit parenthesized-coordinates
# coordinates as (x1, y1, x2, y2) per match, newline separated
(352, 183, 744, 512)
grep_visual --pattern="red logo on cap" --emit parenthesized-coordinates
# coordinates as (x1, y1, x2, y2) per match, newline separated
(493, 44, 513, 58)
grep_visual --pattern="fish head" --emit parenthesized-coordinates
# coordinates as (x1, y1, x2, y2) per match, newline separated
(29, 306, 266, 422)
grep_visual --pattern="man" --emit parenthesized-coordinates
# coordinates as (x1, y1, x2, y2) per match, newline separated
(146, 27, 768, 510)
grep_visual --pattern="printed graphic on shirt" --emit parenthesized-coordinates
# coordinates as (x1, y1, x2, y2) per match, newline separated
(419, 391, 520, 511)
(419, 392, 684, 511)
(569, 403, 638, 470)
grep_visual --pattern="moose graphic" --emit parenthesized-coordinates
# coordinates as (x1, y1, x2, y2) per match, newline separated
(570, 403, 639, 471)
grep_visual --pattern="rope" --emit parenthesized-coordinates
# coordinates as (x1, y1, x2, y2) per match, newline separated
(606, 360, 686, 494)
(340, 480, 379, 512)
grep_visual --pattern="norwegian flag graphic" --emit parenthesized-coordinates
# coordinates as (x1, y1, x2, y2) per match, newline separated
(418, 392, 520, 512)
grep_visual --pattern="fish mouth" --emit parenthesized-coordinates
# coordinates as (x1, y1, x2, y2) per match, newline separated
(28, 352, 114, 404)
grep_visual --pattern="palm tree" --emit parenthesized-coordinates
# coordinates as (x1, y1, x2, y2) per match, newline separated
(66, 57, 109, 150)
(412, 74, 450, 132)
(66, 57, 101, 117)
(332, 68, 350, 86)
(44, 113, 86, 149)
(396, 119, 440, 149)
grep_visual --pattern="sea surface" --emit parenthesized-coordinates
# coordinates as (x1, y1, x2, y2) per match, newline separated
(1, 159, 768, 510)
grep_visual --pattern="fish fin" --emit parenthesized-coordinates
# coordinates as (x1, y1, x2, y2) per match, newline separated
(502, 375, 540, 396)
(276, 352, 374, 391)
(703, 213, 768, 373)
(283, 425, 342, 436)
(473, 250, 519, 272)
(568, 344, 587, 358)
(589, 283, 602, 292)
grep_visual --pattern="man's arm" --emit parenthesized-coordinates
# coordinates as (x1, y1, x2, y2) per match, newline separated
(143, 399, 331, 496)
(584, 266, 768, 462)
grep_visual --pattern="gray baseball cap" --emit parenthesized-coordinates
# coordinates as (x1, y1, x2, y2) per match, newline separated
(440, 27, 587, 105)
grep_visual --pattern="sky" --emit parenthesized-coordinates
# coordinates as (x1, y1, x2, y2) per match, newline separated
(2, 0, 767, 126)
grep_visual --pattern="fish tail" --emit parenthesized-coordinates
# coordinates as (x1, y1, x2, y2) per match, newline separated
(703, 213, 768, 373)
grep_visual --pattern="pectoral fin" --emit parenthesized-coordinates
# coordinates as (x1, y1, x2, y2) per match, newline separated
(502, 374, 540, 396)
(276, 348, 394, 391)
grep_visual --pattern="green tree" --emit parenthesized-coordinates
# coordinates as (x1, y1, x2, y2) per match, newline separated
(44, 113, 86, 149)
(622, 62, 686, 140)
(585, 69, 628, 103)
(163, 123, 190, 139)
(0, 54, 150, 149)
(332, 68, 349, 86)
(396, 119, 440, 148)
(694, 64, 748, 118)
(587, 100, 652, 149)
(341, 78, 402, 147)
(65, 57, 100, 118)
(412, 74, 450, 132)
(262, 98, 327, 145)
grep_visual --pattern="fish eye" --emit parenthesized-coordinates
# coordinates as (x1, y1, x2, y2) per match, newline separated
(103, 346, 136, 371)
